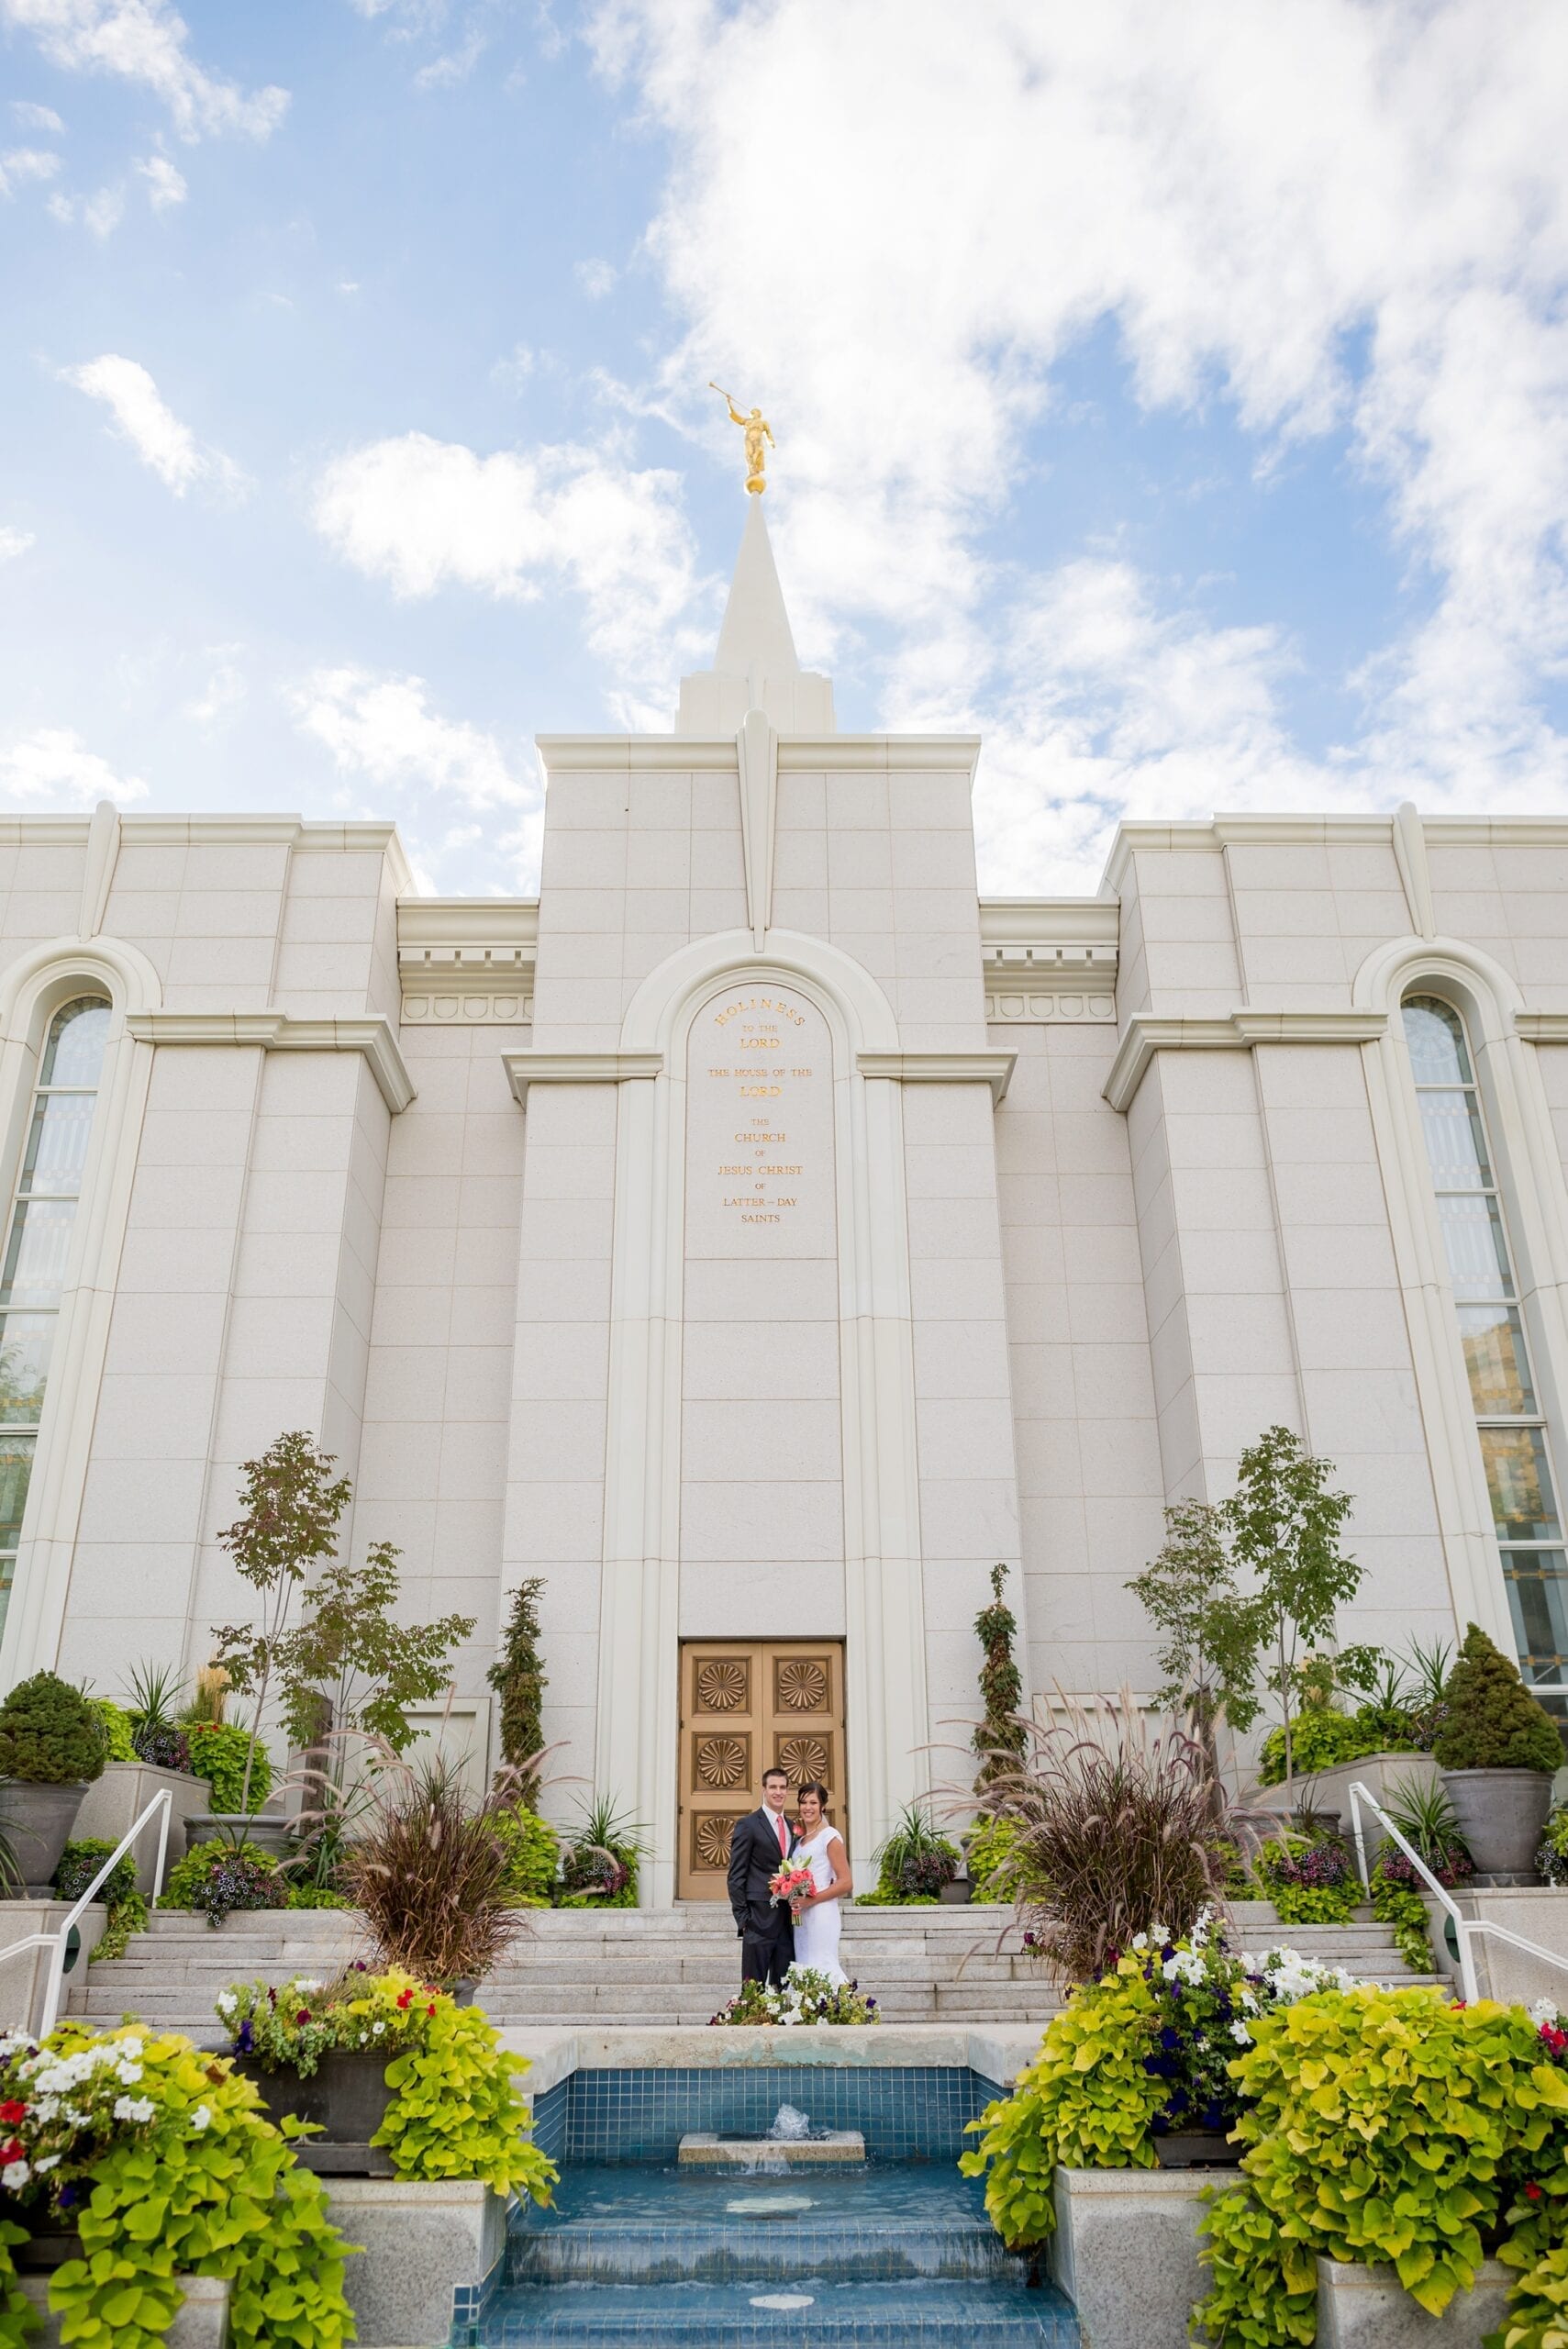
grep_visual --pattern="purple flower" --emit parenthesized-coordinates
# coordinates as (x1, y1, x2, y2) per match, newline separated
(235, 2020, 254, 2054)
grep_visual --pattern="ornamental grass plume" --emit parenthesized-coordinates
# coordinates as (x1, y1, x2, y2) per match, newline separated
(968, 1687, 1236, 1987)
(339, 1743, 545, 1986)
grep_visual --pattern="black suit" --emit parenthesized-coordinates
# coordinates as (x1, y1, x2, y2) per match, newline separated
(728, 1805, 796, 1987)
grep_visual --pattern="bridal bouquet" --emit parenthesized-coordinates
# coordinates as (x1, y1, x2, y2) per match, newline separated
(769, 1861, 815, 1909)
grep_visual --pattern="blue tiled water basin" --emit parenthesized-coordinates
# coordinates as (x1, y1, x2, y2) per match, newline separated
(529, 2063, 999, 2165)
(485, 2162, 1076, 2347)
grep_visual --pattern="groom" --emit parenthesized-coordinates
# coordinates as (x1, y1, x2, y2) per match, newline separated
(728, 1765, 797, 1987)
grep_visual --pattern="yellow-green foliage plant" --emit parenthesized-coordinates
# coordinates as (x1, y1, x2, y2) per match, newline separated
(1192, 1986, 1558, 2345)
(0, 2021, 354, 2349)
(373, 1996, 557, 2201)
(960, 1956, 1166, 2249)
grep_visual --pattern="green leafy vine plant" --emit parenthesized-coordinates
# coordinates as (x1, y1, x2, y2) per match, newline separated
(1251, 1834, 1358, 1926)
(53, 1836, 148, 1963)
(0, 2020, 354, 2349)
(1191, 1986, 1559, 2345)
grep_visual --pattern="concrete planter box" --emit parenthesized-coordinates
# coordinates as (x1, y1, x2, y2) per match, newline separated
(322, 2176, 508, 2347)
(18, 2273, 229, 2346)
(1049, 2165, 1216, 2349)
(1422, 1884, 1568, 2007)
(184, 1813, 294, 1860)
(3, 1782, 89, 1894)
(1261, 1752, 1440, 1834)
(1316, 2256, 1510, 2349)
(72, 1762, 210, 1895)
(0, 1899, 107, 2033)
(1440, 1769, 1554, 1877)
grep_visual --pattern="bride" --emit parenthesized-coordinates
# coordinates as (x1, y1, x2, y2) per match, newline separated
(788, 1781, 852, 1984)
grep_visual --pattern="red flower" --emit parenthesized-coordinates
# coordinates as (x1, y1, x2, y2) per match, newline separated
(295, 2010, 311, 2026)
(1526, 2183, 1544, 2202)
(395, 1989, 414, 2010)
(426, 2003, 437, 2017)
(0, 2139, 22, 2163)
(0, 2102, 26, 2127)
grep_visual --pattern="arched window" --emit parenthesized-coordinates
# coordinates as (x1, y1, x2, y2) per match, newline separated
(1401, 991, 1568, 1705)
(0, 995, 112, 1638)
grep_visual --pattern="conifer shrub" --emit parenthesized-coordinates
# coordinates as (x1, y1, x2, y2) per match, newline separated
(0, 1670, 108, 1784)
(1432, 1622, 1563, 1773)
(488, 1577, 548, 1803)
(973, 1563, 1027, 1787)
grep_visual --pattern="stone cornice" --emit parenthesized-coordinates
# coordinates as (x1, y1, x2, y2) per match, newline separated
(979, 896, 1119, 983)
(396, 896, 538, 1005)
(1516, 1015, 1568, 1043)
(503, 1050, 664, 1107)
(1103, 1009, 1389, 1114)
(536, 733, 981, 776)
(124, 1010, 416, 1114)
(857, 1049, 1017, 1104)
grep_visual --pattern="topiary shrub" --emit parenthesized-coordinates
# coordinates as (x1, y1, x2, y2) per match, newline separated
(1432, 1622, 1563, 1773)
(493, 1801, 560, 1906)
(186, 1719, 272, 1813)
(488, 1576, 548, 1805)
(0, 1670, 108, 1784)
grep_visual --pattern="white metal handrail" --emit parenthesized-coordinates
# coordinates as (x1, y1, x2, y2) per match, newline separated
(1347, 1777, 1568, 2008)
(0, 1787, 172, 2038)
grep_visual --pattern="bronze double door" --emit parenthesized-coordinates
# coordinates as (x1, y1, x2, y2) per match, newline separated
(677, 1640, 846, 1900)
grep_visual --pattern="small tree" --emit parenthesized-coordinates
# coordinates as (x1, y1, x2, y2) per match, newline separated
(1432, 1622, 1563, 1774)
(275, 1542, 476, 1755)
(1127, 1499, 1267, 1782)
(488, 1578, 548, 1804)
(973, 1564, 1028, 1789)
(211, 1432, 351, 1819)
(1223, 1425, 1359, 1788)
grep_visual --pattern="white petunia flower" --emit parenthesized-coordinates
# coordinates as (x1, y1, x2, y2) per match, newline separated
(190, 2106, 211, 2132)
(1531, 1998, 1561, 2027)
(2, 2161, 28, 2190)
(215, 1992, 237, 2018)
(34, 2154, 60, 2174)
(113, 2096, 156, 2124)
(1230, 2021, 1251, 2043)
(116, 2062, 143, 2086)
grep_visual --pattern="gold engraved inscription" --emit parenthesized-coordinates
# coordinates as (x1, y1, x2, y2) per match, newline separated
(703, 993, 819, 1228)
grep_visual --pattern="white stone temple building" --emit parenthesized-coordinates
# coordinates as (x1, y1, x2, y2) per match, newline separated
(3, 500, 1567, 1902)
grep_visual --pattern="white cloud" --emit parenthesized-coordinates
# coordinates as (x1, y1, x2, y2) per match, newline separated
(291, 666, 544, 884)
(183, 652, 245, 728)
(0, 143, 61, 194)
(136, 151, 184, 208)
(61, 353, 242, 495)
(47, 181, 122, 234)
(0, 0, 287, 141)
(576, 257, 617, 300)
(592, 0, 1568, 879)
(490, 342, 534, 394)
(313, 430, 705, 722)
(10, 99, 64, 128)
(0, 727, 146, 807)
(0, 526, 35, 562)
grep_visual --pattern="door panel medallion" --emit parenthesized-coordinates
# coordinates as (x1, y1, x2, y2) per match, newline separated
(678, 1641, 846, 1900)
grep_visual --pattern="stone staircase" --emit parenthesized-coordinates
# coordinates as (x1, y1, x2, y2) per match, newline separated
(67, 1898, 1436, 2038)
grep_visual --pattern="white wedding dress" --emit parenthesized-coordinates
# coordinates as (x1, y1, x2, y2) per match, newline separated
(789, 1825, 847, 1984)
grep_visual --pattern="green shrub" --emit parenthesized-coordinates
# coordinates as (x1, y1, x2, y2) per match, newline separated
(1432, 1622, 1563, 1773)
(488, 1576, 547, 1804)
(965, 1813, 1027, 1902)
(853, 1886, 939, 1906)
(1251, 1835, 1358, 1925)
(0, 1670, 109, 1784)
(1257, 1706, 1389, 1787)
(90, 1698, 137, 1764)
(186, 1719, 272, 1813)
(158, 1840, 287, 1927)
(493, 1801, 560, 1905)
(53, 1834, 149, 1962)
(870, 1801, 961, 1900)
(1193, 1986, 1550, 2339)
(0, 2018, 354, 2348)
(1369, 1859, 1434, 1972)
(284, 1885, 351, 1909)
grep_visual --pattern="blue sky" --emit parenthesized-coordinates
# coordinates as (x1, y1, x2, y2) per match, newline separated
(3, 1, 1567, 896)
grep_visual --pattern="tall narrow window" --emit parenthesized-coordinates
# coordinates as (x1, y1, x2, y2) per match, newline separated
(0, 995, 111, 1638)
(1402, 992, 1568, 1709)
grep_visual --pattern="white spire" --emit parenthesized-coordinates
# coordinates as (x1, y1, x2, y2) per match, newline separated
(676, 498, 835, 736)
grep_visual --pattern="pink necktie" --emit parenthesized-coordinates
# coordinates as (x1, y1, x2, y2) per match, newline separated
(776, 1813, 787, 1859)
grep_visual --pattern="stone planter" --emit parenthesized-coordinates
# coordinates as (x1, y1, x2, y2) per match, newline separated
(1049, 2165, 1212, 2349)
(938, 1880, 973, 1904)
(0, 1898, 109, 2033)
(1260, 1752, 1440, 1839)
(184, 1812, 295, 1860)
(321, 2177, 508, 2347)
(72, 1762, 209, 1896)
(17, 2273, 230, 2347)
(2, 1782, 88, 1894)
(1315, 2255, 1510, 2349)
(1440, 1768, 1554, 1876)
(236, 2052, 394, 2167)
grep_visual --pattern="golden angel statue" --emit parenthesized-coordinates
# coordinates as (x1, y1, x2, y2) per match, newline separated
(711, 384, 774, 493)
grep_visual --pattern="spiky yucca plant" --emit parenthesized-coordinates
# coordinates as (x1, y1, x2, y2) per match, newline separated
(971, 1687, 1233, 1986)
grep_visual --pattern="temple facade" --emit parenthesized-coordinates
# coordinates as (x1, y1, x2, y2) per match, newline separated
(3, 499, 1567, 1901)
